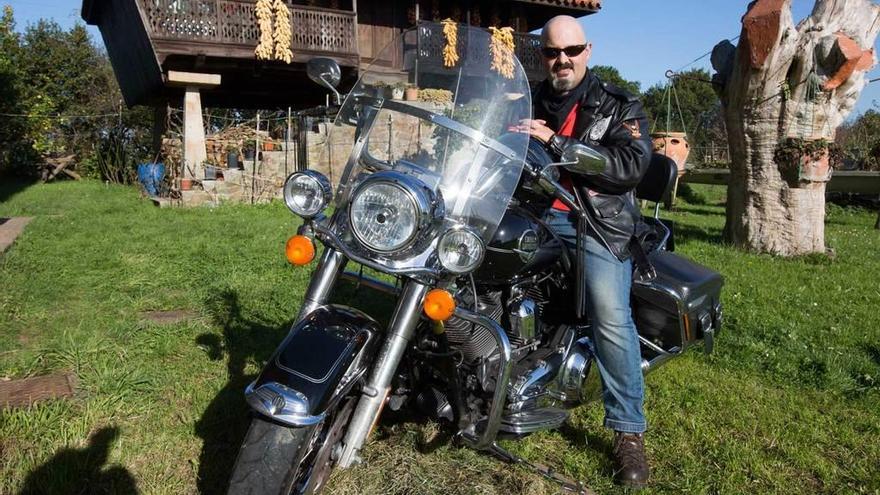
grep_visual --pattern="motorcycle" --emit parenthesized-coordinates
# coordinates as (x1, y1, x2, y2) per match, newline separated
(227, 24, 723, 494)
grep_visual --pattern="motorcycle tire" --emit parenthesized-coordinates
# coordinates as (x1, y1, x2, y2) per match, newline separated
(227, 398, 355, 495)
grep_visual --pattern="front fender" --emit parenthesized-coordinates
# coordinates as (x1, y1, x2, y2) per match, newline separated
(246, 305, 380, 426)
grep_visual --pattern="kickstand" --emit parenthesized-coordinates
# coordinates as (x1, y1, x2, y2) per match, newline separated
(486, 441, 596, 495)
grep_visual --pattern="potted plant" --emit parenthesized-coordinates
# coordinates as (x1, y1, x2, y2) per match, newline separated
(404, 83, 419, 101)
(651, 131, 690, 177)
(243, 140, 256, 160)
(773, 137, 836, 187)
(180, 177, 193, 191)
(391, 82, 406, 100)
(226, 145, 240, 169)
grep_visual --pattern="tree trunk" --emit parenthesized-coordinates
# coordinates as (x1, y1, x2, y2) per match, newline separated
(712, 0, 880, 255)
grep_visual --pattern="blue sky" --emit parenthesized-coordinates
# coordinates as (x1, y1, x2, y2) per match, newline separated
(4, 0, 879, 115)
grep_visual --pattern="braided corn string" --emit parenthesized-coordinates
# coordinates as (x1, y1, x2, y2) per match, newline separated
(255, 0, 274, 60)
(272, 0, 293, 63)
(489, 26, 515, 79)
(441, 19, 459, 68)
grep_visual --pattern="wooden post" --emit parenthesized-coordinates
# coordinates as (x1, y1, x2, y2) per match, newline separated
(166, 71, 221, 184)
(253, 112, 260, 205)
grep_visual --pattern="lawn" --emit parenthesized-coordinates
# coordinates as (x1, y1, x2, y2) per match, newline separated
(1, 179, 878, 494)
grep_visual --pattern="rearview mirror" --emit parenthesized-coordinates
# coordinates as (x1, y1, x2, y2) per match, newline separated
(307, 57, 342, 104)
(560, 143, 608, 175)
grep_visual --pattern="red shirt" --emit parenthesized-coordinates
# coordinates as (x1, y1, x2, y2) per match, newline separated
(551, 103, 579, 211)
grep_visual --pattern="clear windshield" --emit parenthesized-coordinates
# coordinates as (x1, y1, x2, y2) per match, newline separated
(320, 23, 531, 244)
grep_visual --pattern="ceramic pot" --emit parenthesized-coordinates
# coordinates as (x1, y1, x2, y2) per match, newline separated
(180, 178, 193, 191)
(651, 132, 690, 176)
(404, 87, 419, 101)
(391, 87, 404, 100)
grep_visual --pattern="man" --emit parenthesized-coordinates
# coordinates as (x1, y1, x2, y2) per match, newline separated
(514, 15, 653, 488)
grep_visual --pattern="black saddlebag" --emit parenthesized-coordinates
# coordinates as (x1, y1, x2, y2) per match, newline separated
(631, 250, 723, 354)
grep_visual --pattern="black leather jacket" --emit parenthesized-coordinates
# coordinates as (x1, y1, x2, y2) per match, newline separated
(535, 72, 652, 261)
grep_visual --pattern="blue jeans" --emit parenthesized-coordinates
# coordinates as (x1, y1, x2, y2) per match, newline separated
(544, 209, 646, 434)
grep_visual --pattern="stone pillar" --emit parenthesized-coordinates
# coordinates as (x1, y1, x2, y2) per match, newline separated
(166, 71, 221, 183)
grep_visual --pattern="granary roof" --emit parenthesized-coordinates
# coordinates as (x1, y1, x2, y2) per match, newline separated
(512, 0, 602, 12)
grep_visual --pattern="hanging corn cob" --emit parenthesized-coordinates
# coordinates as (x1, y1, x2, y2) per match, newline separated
(489, 26, 515, 79)
(441, 19, 459, 68)
(273, 0, 293, 63)
(255, 0, 274, 60)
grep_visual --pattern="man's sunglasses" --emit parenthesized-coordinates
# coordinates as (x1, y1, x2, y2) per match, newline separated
(540, 44, 587, 59)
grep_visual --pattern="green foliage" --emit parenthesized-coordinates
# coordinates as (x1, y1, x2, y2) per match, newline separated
(591, 65, 641, 96)
(0, 8, 153, 178)
(836, 109, 880, 171)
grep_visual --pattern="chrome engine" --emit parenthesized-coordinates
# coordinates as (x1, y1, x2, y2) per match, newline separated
(442, 285, 602, 435)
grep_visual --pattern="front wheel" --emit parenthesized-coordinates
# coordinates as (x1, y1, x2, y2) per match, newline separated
(227, 398, 355, 495)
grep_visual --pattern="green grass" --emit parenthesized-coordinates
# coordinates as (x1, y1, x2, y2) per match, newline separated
(1, 180, 878, 494)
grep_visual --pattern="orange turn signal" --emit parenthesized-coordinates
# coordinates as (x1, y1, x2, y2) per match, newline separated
(285, 235, 316, 266)
(423, 289, 456, 321)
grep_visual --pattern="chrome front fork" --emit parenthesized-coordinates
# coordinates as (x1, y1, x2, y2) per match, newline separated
(295, 247, 347, 324)
(337, 280, 428, 468)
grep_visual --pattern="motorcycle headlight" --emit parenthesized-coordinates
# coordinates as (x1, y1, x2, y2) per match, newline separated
(283, 171, 332, 218)
(438, 227, 484, 274)
(349, 178, 424, 253)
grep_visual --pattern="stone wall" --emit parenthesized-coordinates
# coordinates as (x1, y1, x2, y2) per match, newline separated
(179, 101, 446, 206)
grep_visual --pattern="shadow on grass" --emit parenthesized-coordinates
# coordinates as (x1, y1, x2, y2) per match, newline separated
(19, 426, 138, 495)
(671, 223, 725, 245)
(194, 290, 291, 494)
(0, 176, 38, 205)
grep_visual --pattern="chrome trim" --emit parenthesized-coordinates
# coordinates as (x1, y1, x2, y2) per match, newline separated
(641, 350, 679, 374)
(283, 170, 332, 218)
(340, 271, 400, 296)
(499, 408, 569, 434)
(245, 381, 326, 427)
(506, 353, 560, 412)
(454, 307, 513, 451)
(313, 222, 442, 277)
(337, 281, 429, 468)
(507, 298, 537, 343)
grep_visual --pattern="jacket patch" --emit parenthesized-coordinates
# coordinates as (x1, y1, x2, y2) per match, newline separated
(588, 115, 612, 141)
(623, 119, 642, 139)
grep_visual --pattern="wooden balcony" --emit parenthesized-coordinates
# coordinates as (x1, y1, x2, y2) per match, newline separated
(141, 0, 359, 65)
(83, 0, 360, 107)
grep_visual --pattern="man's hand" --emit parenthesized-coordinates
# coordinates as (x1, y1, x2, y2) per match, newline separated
(510, 119, 555, 144)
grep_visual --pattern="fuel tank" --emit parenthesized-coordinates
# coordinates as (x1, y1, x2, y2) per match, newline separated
(473, 204, 563, 286)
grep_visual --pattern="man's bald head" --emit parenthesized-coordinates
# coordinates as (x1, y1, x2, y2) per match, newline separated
(540, 15, 592, 93)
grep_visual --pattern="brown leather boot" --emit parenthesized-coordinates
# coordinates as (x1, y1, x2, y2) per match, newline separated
(612, 431, 650, 489)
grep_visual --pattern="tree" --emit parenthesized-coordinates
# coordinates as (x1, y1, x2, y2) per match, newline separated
(0, 11, 153, 179)
(836, 109, 880, 170)
(711, 0, 880, 256)
(591, 65, 641, 96)
(0, 6, 33, 175)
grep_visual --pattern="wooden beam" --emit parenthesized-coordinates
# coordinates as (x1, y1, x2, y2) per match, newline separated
(166, 71, 221, 88)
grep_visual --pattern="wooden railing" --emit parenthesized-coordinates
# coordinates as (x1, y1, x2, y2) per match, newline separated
(138, 0, 358, 56)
